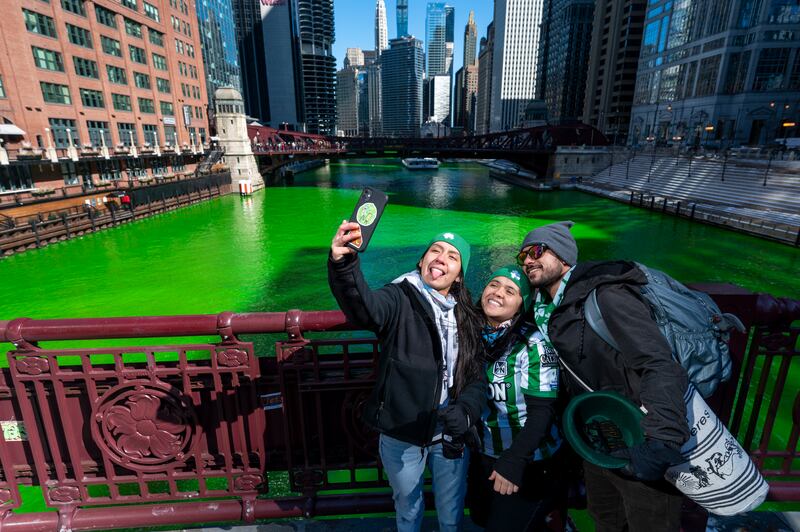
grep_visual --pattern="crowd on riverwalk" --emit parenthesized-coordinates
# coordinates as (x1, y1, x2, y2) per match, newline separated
(327, 216, 768, 532)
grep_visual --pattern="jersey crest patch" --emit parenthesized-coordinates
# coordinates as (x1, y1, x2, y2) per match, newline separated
(493, 360, 507, 378)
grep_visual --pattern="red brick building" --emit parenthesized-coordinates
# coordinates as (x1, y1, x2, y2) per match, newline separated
(0, 0, 210, 202)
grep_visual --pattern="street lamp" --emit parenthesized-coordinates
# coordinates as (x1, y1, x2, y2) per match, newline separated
(704, 125, 715, 149)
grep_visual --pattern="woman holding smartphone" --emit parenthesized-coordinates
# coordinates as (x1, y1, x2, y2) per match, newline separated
(328, 220, 484, 532)
(467, 265, 565, 531)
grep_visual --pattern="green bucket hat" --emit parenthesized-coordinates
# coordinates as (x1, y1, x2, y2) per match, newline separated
(427, 232, 471, 274)
(488, 265, 531, 307)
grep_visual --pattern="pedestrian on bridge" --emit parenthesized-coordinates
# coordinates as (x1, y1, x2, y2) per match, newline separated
(329, 222, 485, 532)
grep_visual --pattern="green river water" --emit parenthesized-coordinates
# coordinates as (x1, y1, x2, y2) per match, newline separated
(0, 160, 798, 521)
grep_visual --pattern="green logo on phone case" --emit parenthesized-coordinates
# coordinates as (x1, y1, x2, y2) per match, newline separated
(356, 202, 377, 226)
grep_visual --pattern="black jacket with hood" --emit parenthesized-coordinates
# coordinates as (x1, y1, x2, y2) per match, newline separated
(328, 253, 486, 447)
(548, 261, 690, 446)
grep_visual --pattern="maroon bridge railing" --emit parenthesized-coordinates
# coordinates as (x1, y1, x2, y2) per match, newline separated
(0, 287, 797, 531)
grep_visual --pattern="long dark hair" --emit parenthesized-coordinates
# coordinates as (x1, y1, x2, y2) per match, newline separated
(449, 279, 484, 398)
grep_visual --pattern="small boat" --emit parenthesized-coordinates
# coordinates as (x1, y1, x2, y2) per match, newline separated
(401, 158, 440, 169)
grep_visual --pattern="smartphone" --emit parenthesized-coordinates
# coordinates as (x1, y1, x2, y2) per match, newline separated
(346, 187, 388, 252)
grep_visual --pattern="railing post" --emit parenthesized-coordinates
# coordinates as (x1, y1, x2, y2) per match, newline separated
(690, 203, 696, 220)
(720, 150, 728, 182)
(61, 213, 71, 238)
(763, 151, 773, 186)
(626, 152, 631, 180)
(30, 220, 41, 248)
(687, 153, 693, 180)
(648, 146, 655, 182)
(89, 208, 96, 231)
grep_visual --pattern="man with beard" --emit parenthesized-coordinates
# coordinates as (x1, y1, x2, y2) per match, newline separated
(516, 221, 689, 532)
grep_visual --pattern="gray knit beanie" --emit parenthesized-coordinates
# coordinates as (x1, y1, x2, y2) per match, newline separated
(519, 221, 578, 265)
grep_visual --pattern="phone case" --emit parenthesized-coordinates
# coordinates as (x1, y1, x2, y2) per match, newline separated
(346, 187, 388, 252)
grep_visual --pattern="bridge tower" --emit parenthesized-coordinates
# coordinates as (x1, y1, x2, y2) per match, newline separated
(214, 87, 264, 190)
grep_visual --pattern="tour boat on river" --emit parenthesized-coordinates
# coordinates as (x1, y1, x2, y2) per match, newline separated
(401, 157, 440, 169)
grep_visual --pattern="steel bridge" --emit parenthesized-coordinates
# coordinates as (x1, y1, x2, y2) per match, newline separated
(247, 124, 609, 178)
(0, 284, 797, 531)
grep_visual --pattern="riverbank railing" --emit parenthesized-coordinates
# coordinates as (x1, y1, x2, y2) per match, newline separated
(0, 285, 797, 531)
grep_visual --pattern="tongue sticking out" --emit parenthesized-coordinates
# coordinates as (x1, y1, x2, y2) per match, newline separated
(430, 267, 444, 280)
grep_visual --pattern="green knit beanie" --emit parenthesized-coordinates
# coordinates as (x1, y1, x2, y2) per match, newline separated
(427, 232, 471, 274)
(489, 265, 531, 308)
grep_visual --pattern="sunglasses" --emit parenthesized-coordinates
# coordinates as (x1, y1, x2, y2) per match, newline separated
(516, 243, 549, 265)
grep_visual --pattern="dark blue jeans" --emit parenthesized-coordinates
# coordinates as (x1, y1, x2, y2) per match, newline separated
(583, 460, 683, 532)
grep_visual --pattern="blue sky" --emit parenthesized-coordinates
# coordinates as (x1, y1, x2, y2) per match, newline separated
(332, 0, 494, 75)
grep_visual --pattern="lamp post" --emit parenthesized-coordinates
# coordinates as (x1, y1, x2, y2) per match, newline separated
(704, 124, 715, 150)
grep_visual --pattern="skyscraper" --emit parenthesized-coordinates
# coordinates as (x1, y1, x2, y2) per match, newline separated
(381, 36, 424, 136)
(445, 6, 455, 74)
(454, 11, 478, 129)
(368, 63, 383, 136)
(537, 0, 594, 123)
(464, 10, 478, 69)
(476, 23, 495, 134)
(490, 0, 546, 131)
(375, 0, 389, 56)
(583, 0, 646, 143)
(297, 0, 337, 135)
(426, 3, 449, 76)
(233, 0, 304, 128)
(336, 67, 359, 136)
(397, 0, 409, 37)
(345, 48, 365, 68)
(197, 0, 242, 102)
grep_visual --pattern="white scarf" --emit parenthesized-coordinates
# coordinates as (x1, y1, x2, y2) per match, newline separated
(393, 271, 458, 406)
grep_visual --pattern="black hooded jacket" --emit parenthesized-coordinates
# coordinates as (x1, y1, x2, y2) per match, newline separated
(328, 253, 486, 447)
(548, 261, 690, 446)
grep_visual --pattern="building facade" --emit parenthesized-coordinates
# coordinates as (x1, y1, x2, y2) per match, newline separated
(345, 47, 365, 68)
(232, 0, 304, 129)
(0, 0, 209, 152)
(426, 3, 449, 77)
(583, 0, 646, 143)
(381, 36, 423, 137)
(196, 0, 241, 102)
(336, 67, 358, 136)
(445, 5, 455, 74)
(476, 23, 495, 134)
(426, 75, 451, 124)
(375, 0, 388, 56)
(367, 62, 382, 136)
(490, 0, 546, 132)
(537, 0, 594, 124)
(454, 10, 478, 130)
(629, 0, 800, 147)
(396, 0, 408, 37)
(296, 0, 336, 135)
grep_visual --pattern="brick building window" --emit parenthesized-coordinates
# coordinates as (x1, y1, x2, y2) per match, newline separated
(49, 118, 78, 147)
(101, 36, 122, 57)
(160, 101, 174, 115)
(0, 167, 34, 192)
(95, 5, 116, 28)
(142, 124, 159, 145)
(133, 72, 150, 89)
(149, 29, 164, 46)
(163, 125, 176, 145)
(152, 53, 168, 70)
(79, 88, 104, 108)
(61, 161, 79, 185)
(0, 75, 5, 98)
(99, 160, 121, 181)
(138, 97, 155, 113)
(41, 82, 71, 104)
(117, 122, 137, 145)
(143, 2, 160, 22)
(129, 45, 146, 64)
(124, 18, 142, 38)
(86, 120, 111, 146)
(74, 57, 99, 78)
(66, 23, 92, 48)
(32, 46, 64, 71)
(156, 77, 170, 93)
(23, 9, 57, 38)
(121, 0, 137, 11)
(61, 0, 85, 16)
(112, 93, 132, 111)
(107, 65, 127, 84)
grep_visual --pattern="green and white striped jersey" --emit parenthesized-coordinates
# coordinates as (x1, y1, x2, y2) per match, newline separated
(482, 322, 562, 460)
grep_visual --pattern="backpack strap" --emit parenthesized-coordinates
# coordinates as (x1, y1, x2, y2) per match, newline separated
(585, 288, 621, 352)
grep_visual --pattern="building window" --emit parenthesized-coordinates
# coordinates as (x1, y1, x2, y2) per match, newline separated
(767, 0, 800, 24)
(112, 93, 132, 111)
(695, 55, 721, 97)
(0, 167, 34, 193)
(95, 5, 117, 28)
(791, 52, 800, 89)
(175, 39, 184, 55)
(124, 18, 142, 38)
(164, 124, 176, 145)
(49, 118, 78, 147)
(61, 161, 79, 186)
(0, 75, 5, 98)
(117, 122, 137, 145)
(152, 53, 168, 70)
(80, 88, 104, 108)
(121, 0, 137, 10)
(724, 51, 751, 94)
(129, 45, 147, 64)
(23, 9, 57, 38)
(134, 72, 151, 89)
(752, 48, 790, 90)
(107, 65, 127, 84)
(99, 160, 121, 181)
(199, 127, 206, 143)
(41, 82, 71, 104)
(160, 101, 174, 115)
(138, 97, 155, 113)
(31, 46, 64, 72)
(60, 0, 85, 16)
(66, 23, 93, 48)
(156, 77, 171, 93)
(143, 2, 160, 22)
(142, 124, 158, 145)
(73, 56, 99, 78)
(101, 36, 122, 57)
(86, 120, 111, 146)
(149, 29, 164, 46)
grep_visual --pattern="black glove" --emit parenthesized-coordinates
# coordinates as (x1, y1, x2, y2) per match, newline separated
(437, 403, 470, 439)
(611, 439, 684, 481)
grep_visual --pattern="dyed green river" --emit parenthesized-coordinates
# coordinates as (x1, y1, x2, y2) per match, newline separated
(0, 160, 796, 329)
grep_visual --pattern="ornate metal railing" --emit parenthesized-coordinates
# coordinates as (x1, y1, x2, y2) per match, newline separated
(0, 287, 797, 530)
